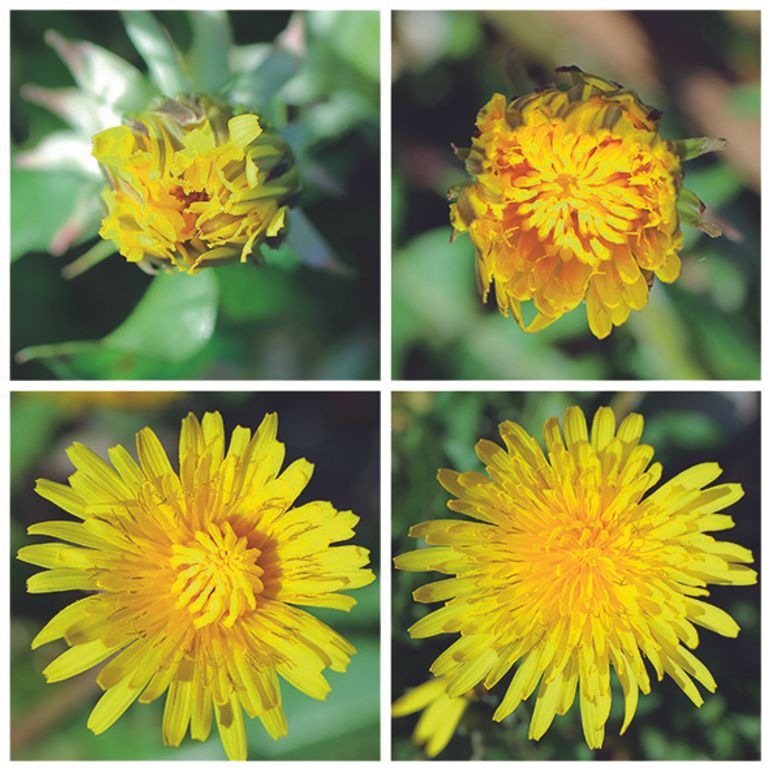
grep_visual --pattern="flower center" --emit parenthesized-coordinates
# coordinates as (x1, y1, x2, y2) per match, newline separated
(550, 518, 614, 563)
(496, 122, 676, 263)
(171, 186, 211, 207)
(169, 521, 263, 628)
(537, 513, 637, 600)
(168, 185, 212, 242)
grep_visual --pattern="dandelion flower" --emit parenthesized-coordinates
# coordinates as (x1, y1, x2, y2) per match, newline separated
(392, 676, 473, 757)
(395, 405, 755, 749)
(93, 96, 300, 274)
(450, 67, 726, 338)
(18, 411, 374, 760)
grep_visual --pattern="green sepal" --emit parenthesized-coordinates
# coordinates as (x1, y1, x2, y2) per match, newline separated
(677, 187, 723, 238)
(451, 143, 470, 161)
(675, 136, 728, 161)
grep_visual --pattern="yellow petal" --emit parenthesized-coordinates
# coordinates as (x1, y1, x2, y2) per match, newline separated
(215, 693, 247, 761)
(44, 638, 125, 682)
(88, 674, 148, 734)
(228, 114, 262, 149)
(34, 479, 86, 518)
(392, 678, 446, 716)
(162, 661, 194, 747)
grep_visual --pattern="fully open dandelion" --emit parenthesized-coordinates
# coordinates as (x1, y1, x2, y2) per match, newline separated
(395, 405, 755, 750)
(93, 96, 300, 274)
(18, 411, 374, 760)
(392, 676, 473, 758)
(450, 67, 726, 338)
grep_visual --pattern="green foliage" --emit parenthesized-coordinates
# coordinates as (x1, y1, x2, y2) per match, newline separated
(11, 167, 100, 261)
(16, 271, 218, 379)
(10, 397, 63, 489)
(120, 10, 192, 97)
(106, 271, 218, 361)
(393, 228, 606, 379)
(187, 11, 231, 93)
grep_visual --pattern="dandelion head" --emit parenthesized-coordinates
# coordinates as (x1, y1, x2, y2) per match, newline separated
(92, 96, 300, 274)
(450, 67, 724, 338)
(395, 405, 755, 749)
(19, 411, 374, 760)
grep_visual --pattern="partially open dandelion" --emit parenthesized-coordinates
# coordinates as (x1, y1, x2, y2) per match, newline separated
(93, 96, 300, 274)
(18, 411, 374, 760)
(392, 676, 473, 758)
(395, 405, 755, 749)
(450, 67, 726, 338)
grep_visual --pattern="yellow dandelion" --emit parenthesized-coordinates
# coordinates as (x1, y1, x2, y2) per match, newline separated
(392, 676, 473, 758)
(92, 96, 300, 274)
(450, 67, 725, 338)
(18, 411, 374, 760)
(395, 405, 756, 749)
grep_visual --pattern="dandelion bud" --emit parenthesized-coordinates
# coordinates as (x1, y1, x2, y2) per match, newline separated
(92, 96, 300, 274)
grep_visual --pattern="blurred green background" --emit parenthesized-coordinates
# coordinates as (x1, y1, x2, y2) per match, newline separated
(392, 391, 760, 759)
(11, 391, 380, 760)
(392, 11, 760, 379)
(11, 11, 380, 380)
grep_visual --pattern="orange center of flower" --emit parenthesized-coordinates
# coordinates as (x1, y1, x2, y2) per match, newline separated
(171, 185, 211, 207)
(169, 521, 264, 628)
(169, 185, 212, 239)
(496, 121, 677, 264)
(545, 516, 626, 570)
(516, 509, 641, 622)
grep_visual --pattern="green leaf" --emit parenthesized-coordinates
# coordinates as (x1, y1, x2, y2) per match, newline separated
(227, 44, 299, 111)
(44, 29, 152, 114)
(106, 270, 218, 361)
(20, 84, 116, 137)
(310, 12, 380, 82)
(10, 395, 64, 489)
(296, 90, 375, 143)
(11, 167, 99, 261)
(121, 11, 192, 97)
(217, 262, 298, 323)
(187, 11, 232, 94)
(285, 209, 350, 274)
(260, 240, 300, 270)
(14, 131, 98, 176)
(16, 270, 219, 371)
